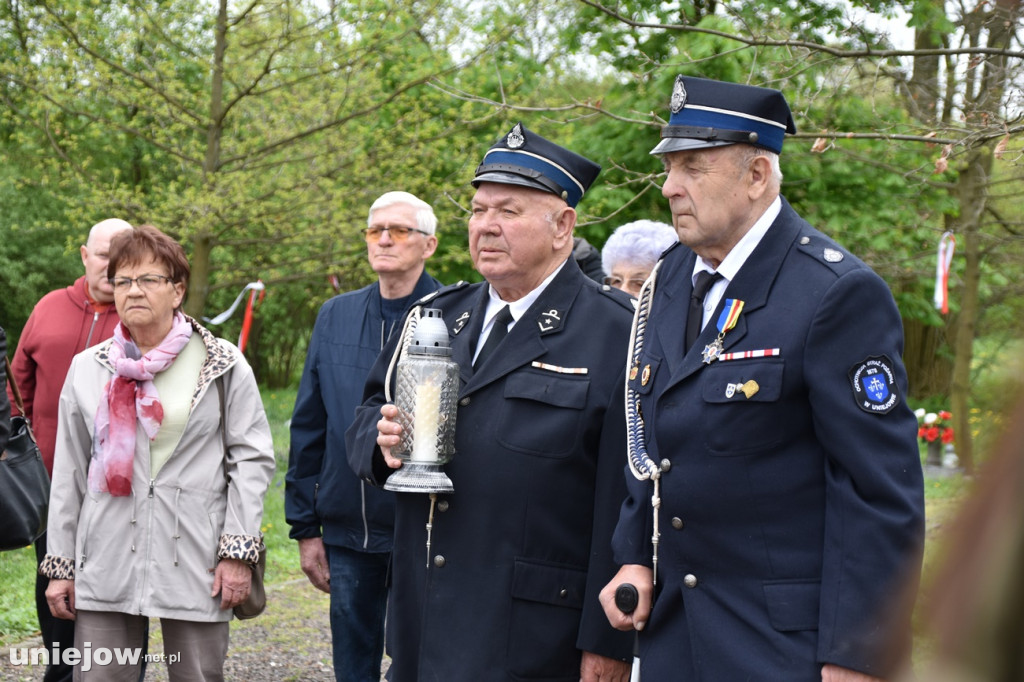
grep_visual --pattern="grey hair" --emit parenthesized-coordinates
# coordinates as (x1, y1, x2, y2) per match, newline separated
(737, 146, 783, 185)
(601, 220, 679, 275)
(367, 191, 438, 235)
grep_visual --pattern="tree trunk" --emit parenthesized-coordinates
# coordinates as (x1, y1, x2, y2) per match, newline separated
(949, 149, 991, 474)
(903, 317, 953, 399)
(907, 0, 943, 122)
(185, 230, 213, 319)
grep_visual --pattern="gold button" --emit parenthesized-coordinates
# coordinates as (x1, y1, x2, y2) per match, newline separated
(684, 574, 698, 588)
(671, 517, 684, 530)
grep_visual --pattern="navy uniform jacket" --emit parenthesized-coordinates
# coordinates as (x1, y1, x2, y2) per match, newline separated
(346, 260, 636, 681)
(612, 198, 925, 681)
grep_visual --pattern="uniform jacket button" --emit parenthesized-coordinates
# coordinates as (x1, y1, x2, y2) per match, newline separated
(671, 517, 684, 530)
(684, 574, 698, 588)
(660, 458, 672, 472)
(437, 499, 449, 512)
(559, 588, 568, 598)
(459, 397, 471, 407)
(433, 555, 445, 568)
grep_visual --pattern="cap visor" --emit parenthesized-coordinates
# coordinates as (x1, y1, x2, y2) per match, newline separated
(649, 138, 735, 155)
(471, 171, 557, 196)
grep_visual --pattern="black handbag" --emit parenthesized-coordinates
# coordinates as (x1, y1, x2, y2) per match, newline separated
(0, 357, 51, 551)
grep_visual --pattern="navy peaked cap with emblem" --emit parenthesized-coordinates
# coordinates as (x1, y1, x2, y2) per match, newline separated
(472, 122, 601, 208)
(651, 76, 797, 156)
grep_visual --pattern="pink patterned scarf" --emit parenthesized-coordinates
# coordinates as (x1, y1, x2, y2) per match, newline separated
(89, 313, 193, 496)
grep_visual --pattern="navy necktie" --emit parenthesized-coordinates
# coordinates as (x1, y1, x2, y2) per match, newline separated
(474, 305, 513, 369)
(685, 271, 722, 351)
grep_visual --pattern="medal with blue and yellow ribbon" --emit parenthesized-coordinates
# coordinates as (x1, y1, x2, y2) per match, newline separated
(702, 299, 744, 364)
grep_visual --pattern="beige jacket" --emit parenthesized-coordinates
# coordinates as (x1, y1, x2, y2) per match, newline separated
(42, 318, 275, 622)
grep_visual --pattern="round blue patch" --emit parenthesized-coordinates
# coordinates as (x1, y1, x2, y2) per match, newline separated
(849, 355, 899, 414)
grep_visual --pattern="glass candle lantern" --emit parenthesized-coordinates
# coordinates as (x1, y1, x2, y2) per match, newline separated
(384, 308, 459, 493)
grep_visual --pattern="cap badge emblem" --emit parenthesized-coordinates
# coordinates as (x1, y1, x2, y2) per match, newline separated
(670, 76, 687, 114)
(506, 123, 525, 149)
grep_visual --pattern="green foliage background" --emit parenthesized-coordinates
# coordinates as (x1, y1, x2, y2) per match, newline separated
(1, 0, 1021, 395)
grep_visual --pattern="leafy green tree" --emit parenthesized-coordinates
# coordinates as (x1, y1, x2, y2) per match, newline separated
(0, 0, 514, 385)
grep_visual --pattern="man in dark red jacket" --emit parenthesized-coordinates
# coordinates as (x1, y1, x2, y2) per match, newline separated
(9, 217, 132, 682)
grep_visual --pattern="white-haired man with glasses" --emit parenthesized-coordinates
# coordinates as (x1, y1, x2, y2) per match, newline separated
(286, 191, 442, 681)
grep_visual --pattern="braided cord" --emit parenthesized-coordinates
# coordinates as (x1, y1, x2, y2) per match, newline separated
(625, 260, 663, 482)
(384, 305, 422, 404)
(623, 260, 664, 585)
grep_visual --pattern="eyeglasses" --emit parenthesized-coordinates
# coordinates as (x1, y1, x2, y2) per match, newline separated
(109, 274, 174, 292)
(603, 276, 648, 293)
(362, 226, 429, 243)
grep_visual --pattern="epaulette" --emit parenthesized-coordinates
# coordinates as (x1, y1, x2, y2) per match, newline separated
(415, 280, 470, 306)
(595, 281, 639, 313)
(794, 233, 857, 275)
(660, 241, 684, 259)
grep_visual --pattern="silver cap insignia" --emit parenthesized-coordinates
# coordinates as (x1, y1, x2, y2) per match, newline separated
(506, 123, 525, 149)
(670, 76, 687, 114)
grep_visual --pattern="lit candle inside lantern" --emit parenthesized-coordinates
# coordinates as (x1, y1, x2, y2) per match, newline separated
(411, 382, 442, 462)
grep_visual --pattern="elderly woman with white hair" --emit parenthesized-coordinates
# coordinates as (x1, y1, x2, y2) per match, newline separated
(601, 220, 678, 297)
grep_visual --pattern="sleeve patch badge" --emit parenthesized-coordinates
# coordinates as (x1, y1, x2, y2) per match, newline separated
(849, 355, 899, 414)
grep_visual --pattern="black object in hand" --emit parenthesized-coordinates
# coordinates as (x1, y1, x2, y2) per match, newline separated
(614, 583, 639, 614)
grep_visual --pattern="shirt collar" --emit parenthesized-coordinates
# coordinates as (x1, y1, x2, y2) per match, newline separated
(484, 259, 567, 329)
(692, 195, 782, 284)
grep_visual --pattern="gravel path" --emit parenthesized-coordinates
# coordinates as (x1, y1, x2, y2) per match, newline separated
(1, 578, 389, 681)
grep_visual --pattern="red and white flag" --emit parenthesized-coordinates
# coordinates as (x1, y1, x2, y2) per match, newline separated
(933, 232, 955, 315)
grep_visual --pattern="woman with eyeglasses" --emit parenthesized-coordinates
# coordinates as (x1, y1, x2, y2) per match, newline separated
(600, 220, 679, 297)
(41, 224, 275, 681)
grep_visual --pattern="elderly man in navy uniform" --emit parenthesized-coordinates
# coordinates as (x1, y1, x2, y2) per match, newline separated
(346, 123, 635, 681)
(599, 76, 925, 682)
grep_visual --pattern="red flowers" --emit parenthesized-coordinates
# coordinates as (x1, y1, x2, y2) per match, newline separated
(916, 409, 954, 444)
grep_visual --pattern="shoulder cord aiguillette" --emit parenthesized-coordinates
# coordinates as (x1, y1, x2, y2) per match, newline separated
(625, 259, 664, 586)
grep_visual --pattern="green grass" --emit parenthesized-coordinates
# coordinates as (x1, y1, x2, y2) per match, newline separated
(259, 387, 302, 585)
(0, 544, 38, 644)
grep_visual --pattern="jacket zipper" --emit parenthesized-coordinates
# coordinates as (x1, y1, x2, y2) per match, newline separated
(138, 478, 156, 614)
(360, 482, 369, 549)
(85, 311, 100, 348)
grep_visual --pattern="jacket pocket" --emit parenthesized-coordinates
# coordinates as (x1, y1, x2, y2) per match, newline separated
(498, 371, 588, 458)
(763, 579, 820, 631)
(149, 487, 224, 614)
(75, 495, 136, 605)
(507, 558, 587, 679)
(700, 359, 786, 456)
